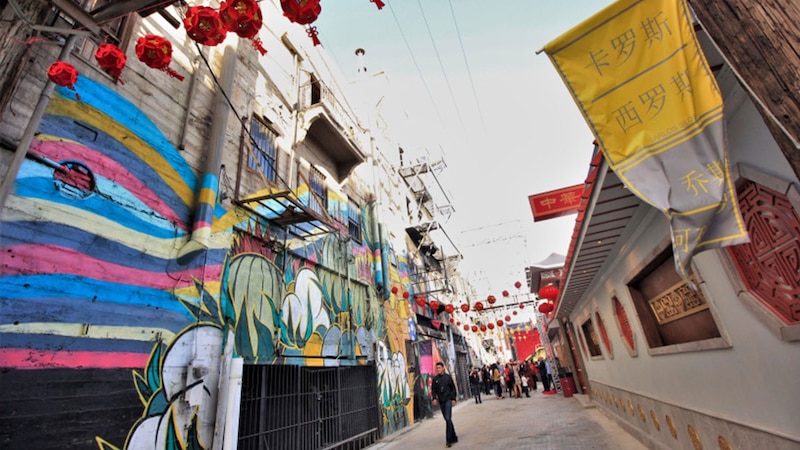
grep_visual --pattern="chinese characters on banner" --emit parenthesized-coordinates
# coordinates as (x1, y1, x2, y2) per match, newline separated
(528, 184, 584, 222)
(543, 0, 748, 279)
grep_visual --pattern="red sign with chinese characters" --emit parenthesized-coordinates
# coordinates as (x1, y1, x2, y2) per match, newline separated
(529, 184, 584, 222)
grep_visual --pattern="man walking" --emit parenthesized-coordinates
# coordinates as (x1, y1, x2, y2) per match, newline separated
(432, 361, 458, 447)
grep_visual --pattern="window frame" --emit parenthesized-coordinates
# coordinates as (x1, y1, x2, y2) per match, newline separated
(720, 163, 800, 342)
(247, 115, 279, 184)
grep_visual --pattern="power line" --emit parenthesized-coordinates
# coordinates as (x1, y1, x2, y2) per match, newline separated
(415, 0, 467, 135)
(386, 2, 446, 129)
(447, 0, 487, 134)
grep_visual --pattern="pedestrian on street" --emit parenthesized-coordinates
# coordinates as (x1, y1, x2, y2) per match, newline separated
(537, 358, 552, 392)
(469, 366, 482, 404)
(432, 361, 459, 447)
(490, 363, 504, 399)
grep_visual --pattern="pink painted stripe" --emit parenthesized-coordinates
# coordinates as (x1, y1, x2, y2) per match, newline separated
(0, 348, 149, 369)
(1, 244, 222, 288)
(30, 139, 188, 230)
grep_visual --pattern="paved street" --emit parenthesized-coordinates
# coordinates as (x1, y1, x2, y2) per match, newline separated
(369, 391, 647, 450)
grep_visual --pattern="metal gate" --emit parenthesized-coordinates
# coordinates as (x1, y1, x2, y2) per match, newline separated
(238, 364, 380, 450)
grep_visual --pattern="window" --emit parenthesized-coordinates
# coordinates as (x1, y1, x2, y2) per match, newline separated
(248, 116, 278, 183)
(348, 199, 362, 243)
(613, 297, 636, 354)
(308, 165, 327, 216)
(627, 248, 722, 350)
(581, 319, 603, 357)
(595, 312, 613, 358)
(728, 179, 800, 327)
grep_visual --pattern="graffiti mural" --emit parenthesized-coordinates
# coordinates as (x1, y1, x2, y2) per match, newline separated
(0, 76, 414, 449)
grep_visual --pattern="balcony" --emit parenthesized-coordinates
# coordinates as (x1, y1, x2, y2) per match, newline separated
(298, 79, 367, 182)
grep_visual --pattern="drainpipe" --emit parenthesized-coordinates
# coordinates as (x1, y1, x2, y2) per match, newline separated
(0, 34, 79, 217)
(178, 43, 238, 263)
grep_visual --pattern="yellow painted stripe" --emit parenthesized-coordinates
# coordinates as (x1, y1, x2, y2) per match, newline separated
(47, 96, 195, 206)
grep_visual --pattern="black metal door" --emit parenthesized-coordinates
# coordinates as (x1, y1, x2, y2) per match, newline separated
(238, 364, 380, 450)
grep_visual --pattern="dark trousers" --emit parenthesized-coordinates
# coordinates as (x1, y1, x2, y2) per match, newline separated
(439, 400, 457, 444)
(493, 381, 503, 397)
(542, 373, 552, 391)
(471, 384, 482, 403)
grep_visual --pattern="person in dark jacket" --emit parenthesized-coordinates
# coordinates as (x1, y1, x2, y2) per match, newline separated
(432, 361, 458, 447)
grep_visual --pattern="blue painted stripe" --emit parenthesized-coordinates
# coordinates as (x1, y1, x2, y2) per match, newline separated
(0, 332, 155, 354)
(38, 114, 193, 219)
(0, 221, 229, 272)
(0, 274, 196, 318)
(56, 78, 197, 191)
(0, 297, 191, 331)
(15, 177, 185, 240)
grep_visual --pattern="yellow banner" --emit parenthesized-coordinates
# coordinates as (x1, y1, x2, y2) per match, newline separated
(544, 0, 748, 279)
(544, 0, 721, 169)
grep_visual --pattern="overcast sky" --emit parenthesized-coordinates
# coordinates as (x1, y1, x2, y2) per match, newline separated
(314, 1, 613, 296)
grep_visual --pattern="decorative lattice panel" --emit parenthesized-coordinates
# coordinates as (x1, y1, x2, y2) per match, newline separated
(614, 297, 636, 351)
(730, 180, 800, 324)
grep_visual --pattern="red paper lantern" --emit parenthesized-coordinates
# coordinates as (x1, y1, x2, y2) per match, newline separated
(538, 302, 554, 314)
(429, 300, 440, 312)
(505, 315, 511, 322)
(48, 61, 78, 92)
(502, 290, 509, 297)
(403, 291, 409, 299)
(184, 6, 227, 46)
(487, 323, 495, 330)
(370, 0, 385, 9)
(463, 324, 469, 331)
(444, 304, 455, 314)
(391, 286, 398, 294)
(456, 321, 461, 326)
(512, 310, 518, 316)
(280, 0, 321, 25)
(514, 281, 522, 289)
(415, 296, 426, 307)
(497, 319, 504, 327)
(538, 284, 559, 301)
(94, 43, 126, 80)
(519, 303, 525, 309)
(460, 303, 470, 313)
(135, 35, 184, 80)
(487, 295, 496, 305)
(474, 301, 484, 312)
(471, 325, 478, 332)
(220, 0, 267, 55)
(449, 318, 455, 323)
(480, 325, 487, 332)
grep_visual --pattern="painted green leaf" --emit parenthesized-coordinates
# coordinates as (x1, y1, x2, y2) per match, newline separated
(133, 370, 152, 405)
(234, 301, 255, 361)
(166, 412, 182, 450)
(185, 415, 204, 450)
(195, 278, 221, 325)
(145, 388, 168, 417)
(146, 343, 163, 391)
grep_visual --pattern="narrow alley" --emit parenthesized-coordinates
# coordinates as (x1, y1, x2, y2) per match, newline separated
(370, 392, 646, 450)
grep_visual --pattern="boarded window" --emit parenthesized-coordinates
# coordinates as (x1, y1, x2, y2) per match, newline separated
(627, 249, 721, 348)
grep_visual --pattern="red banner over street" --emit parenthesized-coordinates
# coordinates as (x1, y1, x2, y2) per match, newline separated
(529, 184, 584, 222)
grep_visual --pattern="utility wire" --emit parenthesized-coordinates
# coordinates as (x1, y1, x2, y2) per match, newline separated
(386, 2, 447, 130)
(447, 0, 487, 134)
(415, 0, 467, 136)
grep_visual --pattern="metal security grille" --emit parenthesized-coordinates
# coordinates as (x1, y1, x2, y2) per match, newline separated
(238, 364, 380, 450)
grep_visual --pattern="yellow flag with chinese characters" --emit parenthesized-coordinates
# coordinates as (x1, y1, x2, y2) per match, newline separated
(544, 0, 748, 279)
